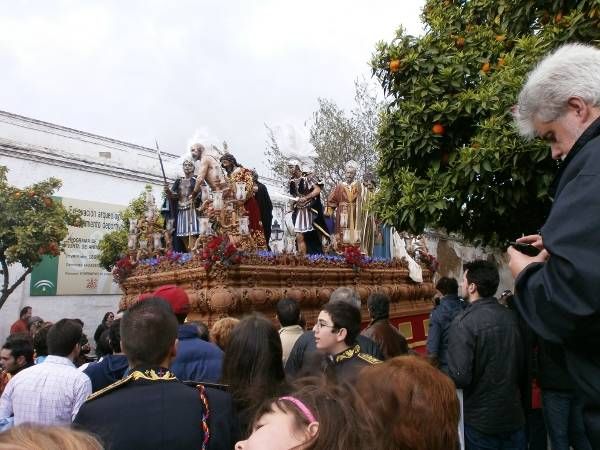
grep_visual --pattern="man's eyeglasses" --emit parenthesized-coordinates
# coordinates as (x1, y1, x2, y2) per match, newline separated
(313, 321, 336, 331)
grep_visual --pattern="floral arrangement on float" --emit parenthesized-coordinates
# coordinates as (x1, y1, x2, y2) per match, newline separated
(115, 245, 441, 284)
(420, 253, 439, 274)
(343, 245, 365, 272)
(198, 235, 242, 271)
(112, 257, 135, 284)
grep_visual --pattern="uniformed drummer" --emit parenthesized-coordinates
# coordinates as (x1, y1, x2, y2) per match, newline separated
(73, 297, 239, 450)
(313, 301, 381, 384)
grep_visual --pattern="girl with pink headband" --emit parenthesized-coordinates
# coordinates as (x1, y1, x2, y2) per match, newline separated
(234, 377, 376, 450)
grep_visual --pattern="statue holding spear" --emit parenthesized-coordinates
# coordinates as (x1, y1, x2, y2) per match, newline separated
(159, 142, 201, 252)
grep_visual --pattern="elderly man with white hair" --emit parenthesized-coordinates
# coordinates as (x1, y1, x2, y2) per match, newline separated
(508, 43, 600, 445)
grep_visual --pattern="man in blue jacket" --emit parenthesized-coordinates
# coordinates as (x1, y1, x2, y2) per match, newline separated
(84, 319, 128, 392)
(426, 277, 464, 371)
(150, 285, 223, 383)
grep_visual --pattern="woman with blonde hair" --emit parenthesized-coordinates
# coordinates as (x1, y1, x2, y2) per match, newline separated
(210, 316, 240, 351)
(0, 424, 103, 450)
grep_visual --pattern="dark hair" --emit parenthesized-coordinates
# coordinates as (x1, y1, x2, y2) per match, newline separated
(47, 319, 83, 357)
(276, 298, 301, 327)
(251, 377, 377, 450)
(220, 153, 240, 167)
(33, 324, 52, 357)
(435, 277, 458, 296)
(108, 319, 122, 353)
(221, 314, 286, 433)
(322, 302, 361, 346)
(2, 336, 34, 365)
(121, 298, 178, 367)
(95, 329, 112, 357)
(188, 320, 210, 341)
(102, 312, 114, 325)
(367, 293, 390, 320)
(19, 306, 31, 319)
(356, 355, 460, 450)
(463, 260, 500, 298)
(72, 318, 84, 327)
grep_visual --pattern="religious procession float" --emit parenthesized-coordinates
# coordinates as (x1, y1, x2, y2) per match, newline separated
(108, 145, 437, 351)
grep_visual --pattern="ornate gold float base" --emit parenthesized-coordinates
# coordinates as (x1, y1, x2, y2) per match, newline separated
(119, 263, 436, 341)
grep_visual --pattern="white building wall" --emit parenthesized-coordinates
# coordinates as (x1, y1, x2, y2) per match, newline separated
(0, 111, 177, 345)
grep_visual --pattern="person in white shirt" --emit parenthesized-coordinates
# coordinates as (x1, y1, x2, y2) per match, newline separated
(0, 319, 92, 426)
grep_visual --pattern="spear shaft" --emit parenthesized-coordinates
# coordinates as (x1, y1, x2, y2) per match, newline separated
(155, 140, 168, 186)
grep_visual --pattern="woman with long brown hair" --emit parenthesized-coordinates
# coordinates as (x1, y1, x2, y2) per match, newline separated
(221, 314, 287, 435)
(356, 355, 460, 450)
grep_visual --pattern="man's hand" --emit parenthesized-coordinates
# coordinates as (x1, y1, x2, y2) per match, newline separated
(516, 234, 544, 250)
(507, 242, 549, 278)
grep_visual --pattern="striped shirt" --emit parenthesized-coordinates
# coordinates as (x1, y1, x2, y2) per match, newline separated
(0, 355, 92, 426)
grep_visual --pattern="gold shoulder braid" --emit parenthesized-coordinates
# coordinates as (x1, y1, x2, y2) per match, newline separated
(131, 369, 177, 381)
(84, 369, 178, 402)
(357, 353, 382, 365)
(334, 345, 361, 363)
(85, 373, 134, 402)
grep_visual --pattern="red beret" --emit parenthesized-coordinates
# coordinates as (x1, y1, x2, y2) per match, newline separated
(151, 285, 190, 315)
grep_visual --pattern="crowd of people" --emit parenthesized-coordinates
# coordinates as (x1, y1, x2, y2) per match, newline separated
(0, 281, 459, 449)
(1, 42, 600, 449)
(1, 261, 589, 449)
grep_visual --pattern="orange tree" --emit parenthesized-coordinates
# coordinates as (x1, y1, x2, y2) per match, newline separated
(372, 0, 600, 245)
(0, 166, 81, 309)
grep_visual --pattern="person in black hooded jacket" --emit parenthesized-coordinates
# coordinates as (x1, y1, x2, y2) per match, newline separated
(508, 43, 600, 446)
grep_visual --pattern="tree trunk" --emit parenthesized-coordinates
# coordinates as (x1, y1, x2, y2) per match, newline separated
(0, 256, 33, 311)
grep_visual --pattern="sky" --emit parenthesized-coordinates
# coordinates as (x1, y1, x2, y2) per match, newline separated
(0, 0, 425, 174)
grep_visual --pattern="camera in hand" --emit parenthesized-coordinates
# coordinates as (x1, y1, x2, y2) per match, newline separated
(509, 241, 541, 257)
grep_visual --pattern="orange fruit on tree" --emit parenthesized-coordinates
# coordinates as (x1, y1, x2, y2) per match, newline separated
(43, 197, 53, 207)
(481, 62, 491, 73)
(455, 37, 465, 48)
(389, 59, 401, 73)
(495, 34, 506, 42)
(555, 12, 563, 23)
(432, 123, 445, 135)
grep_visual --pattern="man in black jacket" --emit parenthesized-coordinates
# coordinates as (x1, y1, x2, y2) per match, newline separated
(508, 43, 600, 446)
(446, 260, 525, 450)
